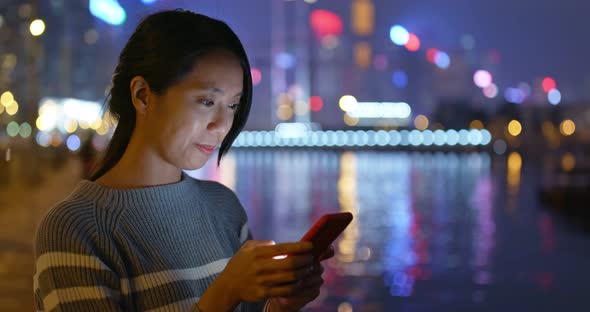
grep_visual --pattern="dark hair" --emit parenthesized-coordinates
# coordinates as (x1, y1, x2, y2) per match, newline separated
(89, 10, 252, 181)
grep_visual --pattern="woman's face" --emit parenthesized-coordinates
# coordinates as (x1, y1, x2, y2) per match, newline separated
(141, 50, 244, 171)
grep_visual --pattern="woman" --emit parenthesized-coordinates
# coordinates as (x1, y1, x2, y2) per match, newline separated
(34, 10, 332, 312)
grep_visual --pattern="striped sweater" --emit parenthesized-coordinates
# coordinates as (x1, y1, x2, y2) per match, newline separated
(34, 172, 266, 311)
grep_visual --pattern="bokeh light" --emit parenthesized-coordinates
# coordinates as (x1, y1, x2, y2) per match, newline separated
(473, 70, 493, 88)
(339, 95, 358, 112)
(277, 104, 293, 120)
(547, 89, 561, 105)
(310, 9, 343, 39)
(30, 19, 45, 36)
(426, 48, 438, 63)
(310, 96, 323, 112)
(434, 51, 450, 69)
(1, 91, 14, 106)
(405, 33, 420, 52)
(559, 119, 575, 136)
(469, 120, 484, 129)
(389, 25, 409, 46)
(392, 70, 408, 89)
(561, 153, 575, 172)
(7, 121, 19, 137)
(542, 77, 556, 93)
(6, 100, 18, 115)
(483, 83, 498, 98)
(66, 134, 81, 151)
(414, 115, 429, 130)
(89, 0, 126, 25)
(508, 120, 522, 136)
(19, 122, 32, 138)
(493, 140, 507, 155)
(251, 68, 262, 86)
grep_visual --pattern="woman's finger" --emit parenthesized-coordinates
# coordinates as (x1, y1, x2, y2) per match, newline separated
(318, 245, 335, 261)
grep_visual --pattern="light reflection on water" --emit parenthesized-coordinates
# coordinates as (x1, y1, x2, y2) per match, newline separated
(187, 150, 588, 311)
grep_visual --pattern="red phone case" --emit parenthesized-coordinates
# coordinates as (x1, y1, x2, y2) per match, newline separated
(301, 212, 354, 259)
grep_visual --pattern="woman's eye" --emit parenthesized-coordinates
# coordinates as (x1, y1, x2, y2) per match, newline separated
(199, 99, 215, 106)
(229, 103, 240, 111)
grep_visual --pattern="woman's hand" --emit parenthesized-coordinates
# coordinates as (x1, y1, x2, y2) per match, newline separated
(268, 245, 336, 312)
(198, 240, 315, 311)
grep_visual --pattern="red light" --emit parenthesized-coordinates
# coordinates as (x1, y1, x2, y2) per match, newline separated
(542, 77, 556, 93)
(310, 96, 323, 112)
(251, 68, 262, 86)
(405, 33, 420, 52)
(310, 10, 343, 40)
(426, 48, 439, 63)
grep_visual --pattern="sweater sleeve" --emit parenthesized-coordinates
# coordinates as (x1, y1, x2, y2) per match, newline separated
(33, 201, 124, 311)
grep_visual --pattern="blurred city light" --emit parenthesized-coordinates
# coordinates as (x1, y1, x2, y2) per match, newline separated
(29, 19, 46, 36)
(19, 122, 32, 138)
(345, 102, 411, 119)
(559, 119, 575, 136)
(37, 97, 103, 133)
(141, 0, 157, 4)
(493, 139, 507, 155)
(310, 96, 323, 112)
(389, 25, 409, 46)
(483, 83, 498, 98)
(561, 153, 576, 172)
(473, 70, 493, 88)
(5, 101, 18, 115)
(548, 88, 561, 105)
(414, 114, 429, 130)
(232, 129, 491, 148)
(351, 0, 374, 36)
(354, 42, 372, 69)
(36, 131, 51, 147)
(508, 120, 522, 136)
(434, 51, 450, 69)
(542, 77, 556, 93)
(6, 121, 19, 137)
(66, 134, 81, 151)
(89, 0, 126, 26)
(469, 120, 484, 129)
(275, 52, 296, 69)
(405, 33, 420, 52)
(339, 95, 358, 111)
(251, 68, 262, 86)
(310, 9, 343, 39)
(392, 70, 408, 89)
(426, 48, 438, 63)
(1, 91, 13, 106)
(504, 87, 526, 104)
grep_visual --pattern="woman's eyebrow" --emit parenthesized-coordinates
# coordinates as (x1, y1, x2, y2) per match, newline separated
(199, 85, 242, 97)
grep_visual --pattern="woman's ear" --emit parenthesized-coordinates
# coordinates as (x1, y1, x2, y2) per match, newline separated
(129, 76, 151, 115)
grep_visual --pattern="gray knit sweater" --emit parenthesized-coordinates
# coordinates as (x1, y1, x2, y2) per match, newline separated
(34, 172, 266, 311)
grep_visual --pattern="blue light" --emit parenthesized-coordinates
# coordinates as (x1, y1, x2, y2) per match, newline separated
(548, 89, 561, 105)
(389, 130, 401, 146)
(433, 130, 446, 146)
(434, 51, 450, 69)
(392, 70, 408, 89)
(446, 130, 459, 146)
(422, 130, 434, 146)
(389, 25, 409, 46)
(141, 0, 157, 4)
(66, 135, 81, 151)
(89, 0, 126, 25)
(504, 87, 526, 104)
(409, 130, 423, 146)
(458, 129, 470, 146)
(469, 129, 482, 145)
(275, 52, 296, 69)
(480, 129, 492, 145)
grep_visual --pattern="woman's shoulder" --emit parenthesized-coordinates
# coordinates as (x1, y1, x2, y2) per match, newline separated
(189, 177, 247, 220)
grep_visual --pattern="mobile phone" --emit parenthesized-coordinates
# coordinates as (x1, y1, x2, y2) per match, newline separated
(300, 212, 354, 259)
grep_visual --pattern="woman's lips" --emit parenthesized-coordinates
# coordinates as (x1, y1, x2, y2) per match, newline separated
(195, 144, 215, 155)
